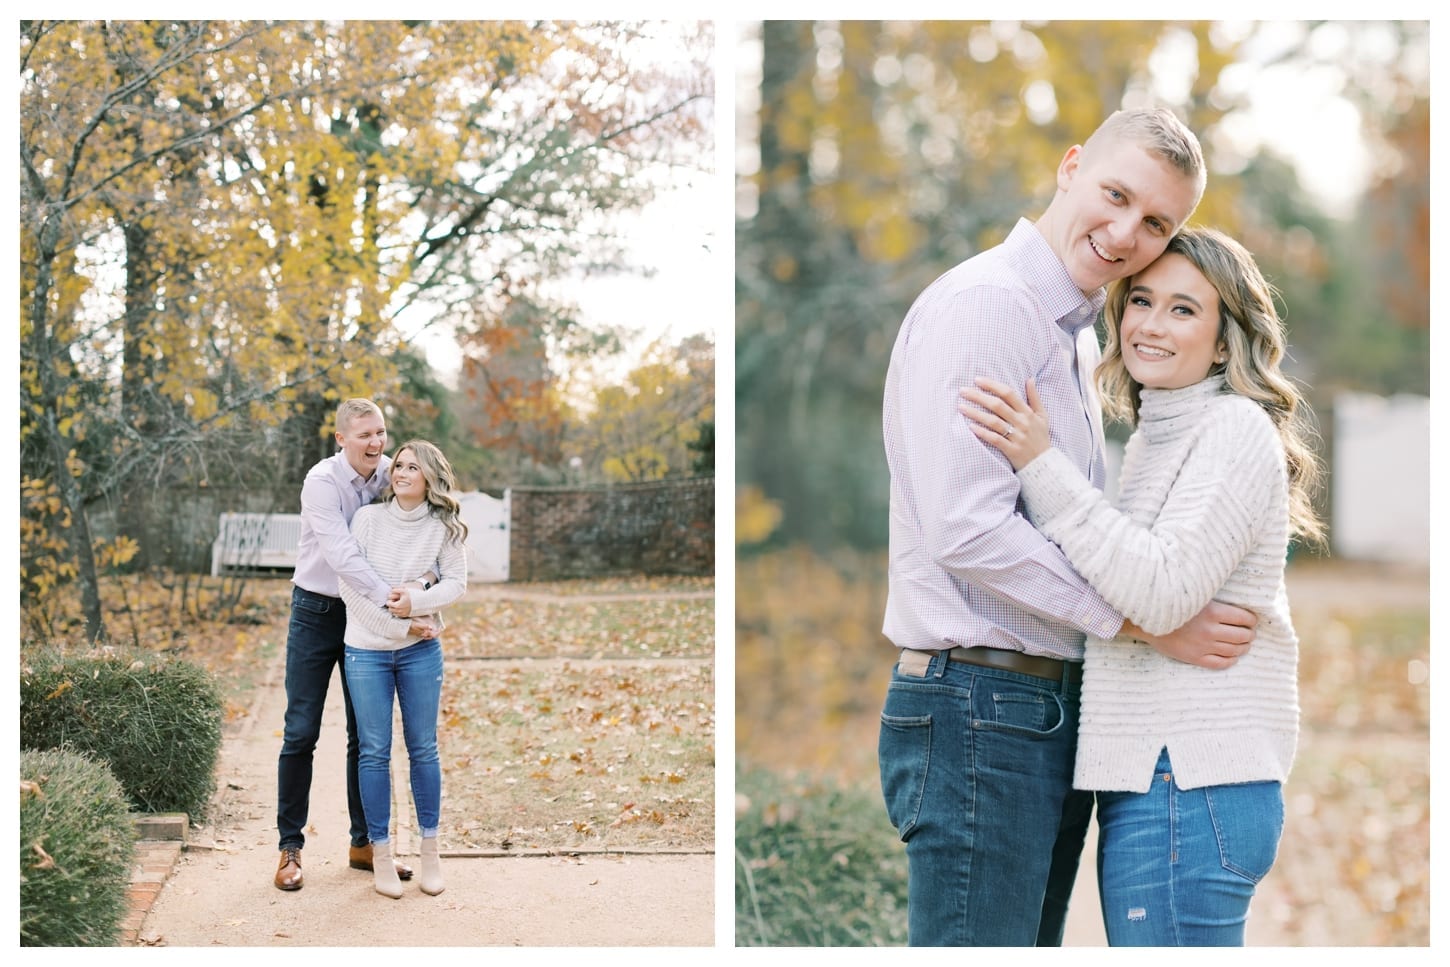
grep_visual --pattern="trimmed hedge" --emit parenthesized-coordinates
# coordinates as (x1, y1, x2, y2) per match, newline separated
(20, 649, 223, 819)
(20, 748, 138, 946)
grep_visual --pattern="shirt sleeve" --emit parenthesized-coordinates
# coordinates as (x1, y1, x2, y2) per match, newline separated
(902, 284, 1123, 639)
(1014, 401, 1281, 636)
(299, 472, 391, 607)
(336, 510, 412, 641)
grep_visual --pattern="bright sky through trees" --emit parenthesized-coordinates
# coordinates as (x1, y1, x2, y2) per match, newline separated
(398, 20, 718, 386)
(734, 20, 1393, 221)
(401, 170, 717, 386)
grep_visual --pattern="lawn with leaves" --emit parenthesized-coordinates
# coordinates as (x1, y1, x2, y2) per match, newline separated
(445, 593, 714, 660)
(23, 571, 716, 856)
(1247, 569, 1429, 945)
(430, 582, 716, 851)
(438, 659, 714, 852)
(484, 575, 715, 597)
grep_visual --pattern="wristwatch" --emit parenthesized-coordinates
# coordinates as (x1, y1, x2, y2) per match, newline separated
(421, 580, 433, 590)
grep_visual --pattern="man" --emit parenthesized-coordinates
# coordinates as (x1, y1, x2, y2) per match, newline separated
(878, 108, 1259, 945)
(274, 398, 434, 891)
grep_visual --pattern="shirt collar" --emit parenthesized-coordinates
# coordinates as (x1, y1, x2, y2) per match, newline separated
(1004, 218, 1107, 335)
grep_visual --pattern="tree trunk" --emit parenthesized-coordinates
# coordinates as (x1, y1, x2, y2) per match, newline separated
(45, 413, 108, 644)
(28, 207, 109, 643)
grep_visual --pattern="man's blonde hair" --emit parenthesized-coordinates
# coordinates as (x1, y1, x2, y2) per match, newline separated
(1084, 107, 1206, 207)
(335, 398, 383, 435)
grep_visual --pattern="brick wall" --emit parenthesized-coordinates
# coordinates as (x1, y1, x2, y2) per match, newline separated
(507, 477, 714, 581)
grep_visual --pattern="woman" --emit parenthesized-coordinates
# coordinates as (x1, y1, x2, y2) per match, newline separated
(959, 227, 1323, 946)
(337, 440, 469, 899)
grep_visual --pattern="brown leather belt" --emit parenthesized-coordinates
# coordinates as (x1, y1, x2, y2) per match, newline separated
(902, 646, 1083, 685)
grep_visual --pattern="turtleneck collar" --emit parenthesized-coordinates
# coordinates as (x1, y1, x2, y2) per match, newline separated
(1137, 374, 1227, 441)
(384, 498, 432, 522)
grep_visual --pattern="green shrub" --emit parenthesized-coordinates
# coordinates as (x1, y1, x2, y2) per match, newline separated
(20, 748, 138, 946)
(20, 649, 223, 819)
(735, 767, 908, 946)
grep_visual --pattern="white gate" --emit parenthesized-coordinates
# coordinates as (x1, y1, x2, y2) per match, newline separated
(458, 490, 510, 582)
(1333, 393, 1429, 563)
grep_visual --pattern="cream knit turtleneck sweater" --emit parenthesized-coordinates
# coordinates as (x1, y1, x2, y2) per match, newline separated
(337, 498, 468, 651)
(1014, 375, 1299, 793)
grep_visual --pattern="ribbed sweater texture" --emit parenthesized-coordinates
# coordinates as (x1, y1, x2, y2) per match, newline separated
(1014, 375, 1299, 792)
(337, 499, 468, 651)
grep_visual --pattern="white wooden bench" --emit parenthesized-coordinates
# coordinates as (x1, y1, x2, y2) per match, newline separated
(210, 512, 303, 576)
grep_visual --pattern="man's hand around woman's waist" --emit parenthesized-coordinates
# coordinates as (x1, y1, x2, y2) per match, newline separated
(1122, 599, 1257, 670)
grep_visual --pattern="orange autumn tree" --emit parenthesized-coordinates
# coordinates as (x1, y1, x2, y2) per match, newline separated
(454, 297, 575, 480)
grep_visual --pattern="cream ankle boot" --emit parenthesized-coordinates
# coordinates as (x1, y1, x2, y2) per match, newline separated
(419, 836, 445, 895)
(371, 840, 403, 899)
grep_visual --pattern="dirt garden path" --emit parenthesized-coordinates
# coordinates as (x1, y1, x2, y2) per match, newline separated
(135, 584, 716, 947)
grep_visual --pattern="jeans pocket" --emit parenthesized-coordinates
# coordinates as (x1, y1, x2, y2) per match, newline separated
(972, 682, 1063, 737)
(1205, 781, 1284, 883)
(878, 711, 932, 841)
(292, 591, 332, 616)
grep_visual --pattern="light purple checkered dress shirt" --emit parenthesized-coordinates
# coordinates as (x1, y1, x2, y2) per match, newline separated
(882, 218, 1123, 661)
(291, 451, 394, 607)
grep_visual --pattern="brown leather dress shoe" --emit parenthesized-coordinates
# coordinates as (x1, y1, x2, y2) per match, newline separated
(275, 847, 303, 891)
(349, 842, 414, 880)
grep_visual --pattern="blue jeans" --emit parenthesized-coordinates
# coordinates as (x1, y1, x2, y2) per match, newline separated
(277, 587, 368, 850)
(345, 639, 444, 844)
(878, 650, 1092, 946)
(1096, 748, 1284, 946)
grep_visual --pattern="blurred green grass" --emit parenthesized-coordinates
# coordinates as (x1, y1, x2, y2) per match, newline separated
(735, 548, 1429, 946)
(735, 768, 907, 947)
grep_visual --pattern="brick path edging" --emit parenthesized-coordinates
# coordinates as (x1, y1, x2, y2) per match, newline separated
(121, 820, 186, 946)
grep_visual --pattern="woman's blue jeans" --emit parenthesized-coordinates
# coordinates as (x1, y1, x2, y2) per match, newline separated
(344, 639, 444, 844)
(878, 650, 1092, 946)
(1095, 748, 1284, 946)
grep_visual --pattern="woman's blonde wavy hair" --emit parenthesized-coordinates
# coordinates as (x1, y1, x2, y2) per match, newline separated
(1096, 227, 1324, 545)
(385, 440, 469, 545)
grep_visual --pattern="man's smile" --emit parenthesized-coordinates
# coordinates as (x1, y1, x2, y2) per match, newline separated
(1089, 236, 1122, 263)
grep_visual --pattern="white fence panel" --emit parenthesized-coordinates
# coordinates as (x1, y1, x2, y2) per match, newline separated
(1333, 392, 1430, 564)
